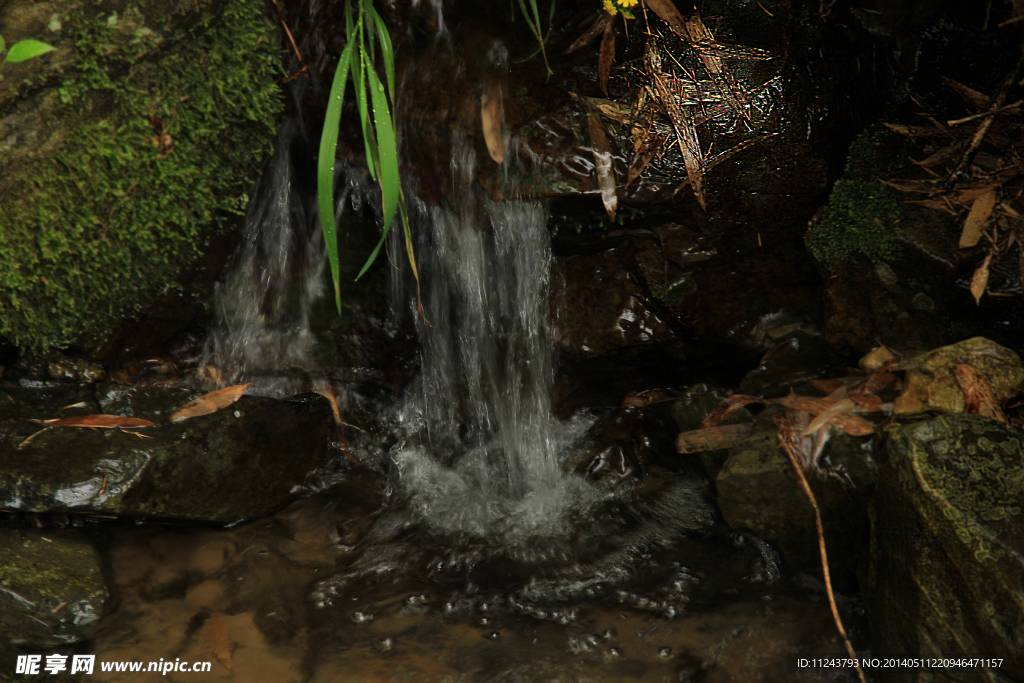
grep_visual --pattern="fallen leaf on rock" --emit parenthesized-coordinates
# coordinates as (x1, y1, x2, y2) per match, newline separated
(676, 424, 752, 453)
(564, 13, 611, 54)
(954, 363, 1008, 422)
(583, 98, 618, 220)
(970, 251, 994, 304)
(61, 402, 88, 410)
(642, 0, 688, 36)
(849, 393, 884, 411)
(169, 384, 248, 423)
(39, 415, 155, 429)
(960, 189, 997, 248)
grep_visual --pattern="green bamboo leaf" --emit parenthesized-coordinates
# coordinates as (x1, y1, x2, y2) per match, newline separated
(2, 39, 55, 64)
(317, 38, 356, 312)
(368, 67, 400, 235)
(354, 33, 378, 182)
(368, 4, 396, 99)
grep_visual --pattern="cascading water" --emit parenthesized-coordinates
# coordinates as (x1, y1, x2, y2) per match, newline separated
(201, 13, 768, 615)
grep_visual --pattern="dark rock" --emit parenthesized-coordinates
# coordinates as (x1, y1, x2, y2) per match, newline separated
(563, 405, 680, 488)
(671, 383, 754, 479)
(716, 418, 875, 590)
(0, 528, 108, 648)
(868, 415, 1024, 682)
(549, 249, 673, 358)
(737, 328, 833, 399)
(811, 122, 1024, 362)
(0, 384, 335, 523)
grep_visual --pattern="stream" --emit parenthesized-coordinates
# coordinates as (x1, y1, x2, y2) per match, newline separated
(76, 28, 858, 682)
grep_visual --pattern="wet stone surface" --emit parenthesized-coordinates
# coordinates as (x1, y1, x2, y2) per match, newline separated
(869, 414, 1024, 683)
(0, 383, 335, 523)
(0, 528, 108, 648)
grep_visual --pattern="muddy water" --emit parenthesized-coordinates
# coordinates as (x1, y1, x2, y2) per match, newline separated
(90, 482, 852, 683)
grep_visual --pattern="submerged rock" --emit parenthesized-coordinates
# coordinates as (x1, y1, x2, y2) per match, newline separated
(0, 528, 108, 648)
(715, 416, 875, 590)
(869, 415, 1024, 682)
(0, 384, 334, 523)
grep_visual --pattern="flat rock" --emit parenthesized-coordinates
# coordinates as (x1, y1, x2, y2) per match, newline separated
(0, 384, 334, 523)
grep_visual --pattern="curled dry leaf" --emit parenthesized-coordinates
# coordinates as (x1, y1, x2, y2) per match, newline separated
(169, 384, 248, 423)
(970, 251, 994, 305)
(960, 188, 997, 248)
(954, 363, 1008, 423)
(40, 415, 155, 429)
(585, 101, 618, 220)
(642, 0, 688, 37)
(481, 79, 505, 165)
(564, 13, 612, 54)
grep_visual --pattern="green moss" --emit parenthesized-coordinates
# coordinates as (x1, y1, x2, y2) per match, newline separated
(805, 125, 911, 264)
(805, 178, 901, 263)
(0, 0, 284, 352)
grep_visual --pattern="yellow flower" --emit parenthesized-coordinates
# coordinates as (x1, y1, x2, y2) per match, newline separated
(616, 0, 638, 7)
(603, 0, 618, 15)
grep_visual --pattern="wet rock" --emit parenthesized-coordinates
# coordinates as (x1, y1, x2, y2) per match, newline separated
(563, 405, 680, 487)
(895, 337, 1024, 415)
(737, 328, 833, 399)
(0, 384, 335, 522)
(810, 124, 1024, 362)
(715, 415, 875, 590)
(869, 415, 1024, 682)
(0, 528, 108, 648)
(549, 249, 673, 358)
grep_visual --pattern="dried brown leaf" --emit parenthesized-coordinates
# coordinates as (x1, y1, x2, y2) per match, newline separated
(169, 384, 248, 423)
(803, 398, 856, 436)
(202, 615, 235, 673)
(912, 140, 970, 169)
(699, 395, 765, 428)
(970, 251, 994, 304)
(40, 415, 155, 429)
(811, 378, 846, 394)
(882, 122, 945, 136)
(849, 393, 884, 411)
(676, 424, 752, 453)
(642, 0, 688, 36)
(481, 81, 505, 165)
(565, 13, 612, 54)
(585, 102, 617, 220)
(598, 19, 615, 97)
(942, 76, 991, 110)
(954, 363, 1008, 422)
(960, 188, 997, 248)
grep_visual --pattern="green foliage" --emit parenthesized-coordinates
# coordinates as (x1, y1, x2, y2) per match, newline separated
(0, 2, 283, 352)
(806, 179, 901, 264)
(318, 0, 408, 313)
(517, 0, 555, 76)
(0, 37, 56, 67)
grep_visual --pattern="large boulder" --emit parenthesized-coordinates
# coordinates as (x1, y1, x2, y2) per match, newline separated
(0, 0, 283, 353)
(0, 384, 335, 522)
(0, 529, 108, 648)
(868, 415, 1024, 682)
(715, 415, 875, 590)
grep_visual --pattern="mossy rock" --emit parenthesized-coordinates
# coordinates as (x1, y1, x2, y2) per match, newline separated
(0, 528, 108, 648)
(716, 418, 875, 590)
(869, 415, 1024, 682)
(0, 0, 283, 353)
(896, 337, 1024, 415)
(0, 383, 334, 522)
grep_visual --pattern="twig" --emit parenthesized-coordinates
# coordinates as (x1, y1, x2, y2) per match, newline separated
(270, 0, 309, 77)
(947, 99, 1023, 125)
(775, 422, 867, 683)
(945, 53, 1024, 190)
